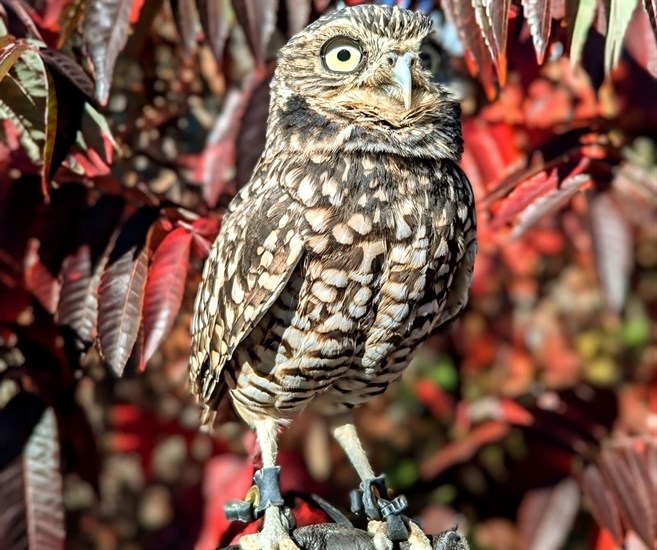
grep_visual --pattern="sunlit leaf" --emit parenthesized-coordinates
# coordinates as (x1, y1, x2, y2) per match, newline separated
(285, 0, 311, 36)
(512, 173, 591, 238)
(588, 192, 632, 312)
(570, 0, 596, 69)
(230, 0, 279, 69)
(600, 445, 657, 547)
(0, 404, 64, 550)
(0, 40, 30, 83)
(604, 0, 638, 75)
(442, 0, 497, 98)
(56, 195, 125, 346)
(170, 0, 199, 58)
(645, 0, 657, 42)
(522, 0, 553, 64)
(83, 0, 134, 105)
(518, 477, 580, 550)
(141, 226, 193, 368)
(472, 0, 511, 85)
(98, 207, 158, 376)
(196, 0, 233, 62)
(582, 464, 624, 543)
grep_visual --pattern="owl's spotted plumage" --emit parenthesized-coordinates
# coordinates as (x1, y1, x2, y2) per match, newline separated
(189, 5, 475, 548)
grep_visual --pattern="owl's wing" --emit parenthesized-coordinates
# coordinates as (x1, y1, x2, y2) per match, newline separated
(188, 174, 305, 411)
(432, 169, 477, 333)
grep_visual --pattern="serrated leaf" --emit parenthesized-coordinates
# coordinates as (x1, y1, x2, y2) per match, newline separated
(83, 0, 134, 105)
(518, 477, 580, 550)
(230, 0, 279, 68)
(570, 0, 596, 68)
(0, 41, 30, 83)
(522, 0, 553, 64)
(38, 48, 96, 104)
(196, 0, 233, 62)
(588, 192, 632, 312)
(41, 69, 57, 193)
(442, 0, 497, 98)
(512, 173, 591, 238)
(645, 0, 657, 42)
(97, 207, 158, 376)
(141, 226, 193, 368)
(491, 169, 559, 227)
(285, 0, 311, 36)
(472, 0, 511, 85)
(171, 0, 199, 58)
(582, 464, 624, 543)
(604, 0, 638, 75)
(0, 406, 64, 550)
(600, 445, 657, 547)
(56, 195, 125, 345)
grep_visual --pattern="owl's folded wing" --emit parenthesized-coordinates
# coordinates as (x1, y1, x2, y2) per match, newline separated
(188, 180, 305, 412)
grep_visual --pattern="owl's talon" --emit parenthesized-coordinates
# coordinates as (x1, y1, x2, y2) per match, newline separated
(351, 475, 411, 542)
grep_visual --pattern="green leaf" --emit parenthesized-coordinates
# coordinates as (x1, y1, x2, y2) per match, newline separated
(570, 0, 597, 68)
(605, 0, 639, 74)
(0, 40, 30, 83)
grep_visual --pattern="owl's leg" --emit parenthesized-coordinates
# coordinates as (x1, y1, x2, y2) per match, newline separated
(236, 419, 299, 550)
(330, 415, 431, 550)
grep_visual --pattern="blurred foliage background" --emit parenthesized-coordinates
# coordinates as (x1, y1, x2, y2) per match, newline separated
(1, 0, 657, 549)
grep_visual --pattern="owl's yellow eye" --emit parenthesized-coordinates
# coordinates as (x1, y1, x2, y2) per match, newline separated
(321, 38, 363, 73)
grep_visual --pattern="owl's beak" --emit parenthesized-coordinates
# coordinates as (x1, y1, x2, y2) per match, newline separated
(391, 53, 414, 110)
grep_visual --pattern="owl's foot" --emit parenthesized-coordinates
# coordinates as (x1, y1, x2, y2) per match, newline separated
(226, 467, 299, 550)
(367, 519, 431, 550)
(238, 507, 299, 550)
(351, 475, 414, 543)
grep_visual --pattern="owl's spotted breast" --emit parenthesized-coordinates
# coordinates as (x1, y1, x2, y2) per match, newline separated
(214, 151, 475, 425)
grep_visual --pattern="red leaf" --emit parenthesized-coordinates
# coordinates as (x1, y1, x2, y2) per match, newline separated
(625, 6, 657, 79)
(0, 407, 64, 550)
(230, 0, 278, 69)
(473, 0, 511, 86)
(588, 192, 633, 313)
(599, 444, 657, 547)
(141, 227, 193, 368)
(83, 0, 135, 104)
(171, 0, 199, 58)
(518, 477, 581, 550)
(196, 455, 255, 549)
(196, 0, 233, 62)
(522, 0, 553, 64)
(582, 464, 624, 543)
(512, 173, 591, 238)
(442, 0, 498, 98)
(491, 169, 559, 227)
(97, 208, 157, 376)
(24, 239, 61, 314)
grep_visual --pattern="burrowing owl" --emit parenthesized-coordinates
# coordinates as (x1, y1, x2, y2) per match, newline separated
(189, 5, 476, 549)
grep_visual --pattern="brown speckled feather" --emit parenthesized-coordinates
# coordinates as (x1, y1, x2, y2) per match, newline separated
(189, 4, 476, 429)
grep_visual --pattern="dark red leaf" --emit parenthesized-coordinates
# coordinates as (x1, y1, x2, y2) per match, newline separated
(442, 0, 497, 98)
(625, 6, 657, 78)
(230, 0, 278, 69)
(38, 48, 96, 105)
(83, 0, 134, 105)
(588, 192, 632, 312)
(645, 0, 657, 42)
(141, 226, 193, 368)
(582, 464, 624, 543)
(518, 477, 580, 550)
(522, 0, 553, 64)
(599, 445, 657, 547)
(490, 168, 559, 228)
(473, 0, 511, 86)
(285, 0, 311, 36)
(512, 173, 591, 238)
(97, 207, 158, 376)
(170, 0, 199, 58)
(24, 239, 61, 314)
(0, 405, 64, 550)
(196, 0, 233, 62)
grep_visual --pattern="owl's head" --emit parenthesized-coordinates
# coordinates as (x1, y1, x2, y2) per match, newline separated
(268, 4, 462, 161)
